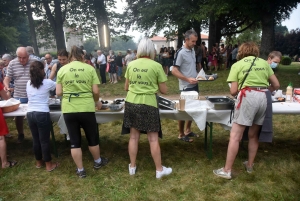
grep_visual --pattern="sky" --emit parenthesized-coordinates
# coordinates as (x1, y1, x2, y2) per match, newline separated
(115, 2, 300, 42)
(281, 4, 300, 31)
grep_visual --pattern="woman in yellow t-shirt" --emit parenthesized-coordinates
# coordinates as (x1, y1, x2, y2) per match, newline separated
(56, 46, 108, 178)
(122, 38, 172, 179)
(213, 42, 280, 179)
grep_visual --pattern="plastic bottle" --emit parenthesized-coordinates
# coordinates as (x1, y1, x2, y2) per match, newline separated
(286, 82, 293, 102)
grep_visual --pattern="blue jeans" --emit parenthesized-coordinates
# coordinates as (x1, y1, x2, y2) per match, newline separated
(14, 97, 28, 104)
(117, 66, 123, 77)
(27, 112, 52, 162)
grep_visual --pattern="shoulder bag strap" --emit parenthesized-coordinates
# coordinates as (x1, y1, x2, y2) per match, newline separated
(238, 57, 257, 90)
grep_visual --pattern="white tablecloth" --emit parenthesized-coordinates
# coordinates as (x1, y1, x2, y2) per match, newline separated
(4, 101, 300, 134)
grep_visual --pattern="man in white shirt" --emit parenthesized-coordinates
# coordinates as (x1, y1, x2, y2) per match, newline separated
(97, 50, 107, 84)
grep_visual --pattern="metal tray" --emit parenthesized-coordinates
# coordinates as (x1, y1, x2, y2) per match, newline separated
(158, 96, 176, 110)
(205, 96, 235, 110)
(49, 104, 61, 110)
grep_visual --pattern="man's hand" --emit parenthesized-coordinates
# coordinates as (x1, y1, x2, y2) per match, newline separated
(187, 77, 198, 84)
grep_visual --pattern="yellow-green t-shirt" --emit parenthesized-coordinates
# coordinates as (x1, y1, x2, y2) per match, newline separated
(227, 56, 274, 89)
(125, 58, 167, 108)
(56, 61, 100, 113)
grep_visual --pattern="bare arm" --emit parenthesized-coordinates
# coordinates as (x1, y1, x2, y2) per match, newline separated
(49, 63, 57, 80)
(3, 76, 11, 91)
(229, 82, 238, 96)
(171, 66, 198, 84)
(92, 84, 100, 102)
(0, 89, 9, 100)
(268, 74, 280, 92)
(124, 79, 129, 91)
(159, 82, 167, 94)
(56, 83, 63, 96)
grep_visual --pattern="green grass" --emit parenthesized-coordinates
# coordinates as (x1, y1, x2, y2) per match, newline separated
(1, 63, 300, 201)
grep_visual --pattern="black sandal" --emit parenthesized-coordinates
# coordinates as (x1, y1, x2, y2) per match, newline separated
(185, 132, 199, 138)
(178, 136, 193, 143)
(5, 160, 18, 168)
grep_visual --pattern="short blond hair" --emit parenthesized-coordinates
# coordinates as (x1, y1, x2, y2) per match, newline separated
(237, 42, 259, 60)
(268, 51, 282, 59)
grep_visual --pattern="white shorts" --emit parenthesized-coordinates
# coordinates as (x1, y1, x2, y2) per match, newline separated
(233, 90, 267, 126)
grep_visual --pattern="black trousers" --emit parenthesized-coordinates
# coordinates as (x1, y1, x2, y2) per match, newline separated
(201, 57, 208, 70)
(99, 64, 106, 84)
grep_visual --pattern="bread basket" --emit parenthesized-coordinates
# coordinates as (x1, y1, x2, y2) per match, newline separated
(1, 103, 20, 113)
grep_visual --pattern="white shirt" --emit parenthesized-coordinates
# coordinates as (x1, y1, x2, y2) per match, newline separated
(26, 79, 56, 112)
(97, 54, 106, 65)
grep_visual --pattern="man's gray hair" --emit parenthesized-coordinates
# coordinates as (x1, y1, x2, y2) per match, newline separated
(136, 38, 155, 60)
(2, 54, 12, 60)
(184, 29, 198, 39)
(26, 46, 34, 54)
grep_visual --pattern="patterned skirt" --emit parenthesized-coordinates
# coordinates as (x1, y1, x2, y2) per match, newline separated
(121, 102, 162, 138)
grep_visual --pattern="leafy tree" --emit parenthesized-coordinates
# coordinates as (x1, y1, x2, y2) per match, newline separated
(275, 24, 289, 35)
(224, 0, 299, 59)
(83, 38, 99, 54)
(111, 36, 137, 51)
(0, 0, 21, 54)
(20, 0, 40, 55)
(0, 25, 19, 54)
(227, 26, 262, 46)
(275, 28, 300, 57)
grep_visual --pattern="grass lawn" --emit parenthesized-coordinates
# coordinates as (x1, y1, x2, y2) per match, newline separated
(1, 63, 300, 201)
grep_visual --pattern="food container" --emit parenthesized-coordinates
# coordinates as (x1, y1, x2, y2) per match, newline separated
(49, 98, 61, 110)
(180, 91, 199, 100)
(205, 96, 235, 110)
(1, 103, 20, 113)
(108, 103, 123, 111)
(158, 96, 176, 110)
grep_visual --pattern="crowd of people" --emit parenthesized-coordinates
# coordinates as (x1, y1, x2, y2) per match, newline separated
(0, 29, 286, 180)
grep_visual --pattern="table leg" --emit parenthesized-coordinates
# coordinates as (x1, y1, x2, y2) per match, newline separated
(204, 122, 213, 160)
(50, 121, 58, 158)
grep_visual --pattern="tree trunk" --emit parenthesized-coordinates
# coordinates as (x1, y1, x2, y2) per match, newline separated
(193, 21, 202, 46)
(24, 0, 39, 56)
(215, 19, 222, 45)
(94, 0, 111, 51)
(208, 14, 216, 53)
(260, 12, 275, 59)
(42, 0, 66, 51)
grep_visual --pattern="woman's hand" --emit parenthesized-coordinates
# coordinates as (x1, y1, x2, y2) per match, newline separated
(95, 101, 102, 110)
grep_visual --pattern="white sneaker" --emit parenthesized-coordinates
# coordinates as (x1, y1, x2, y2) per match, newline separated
(156, 166, 172, 179)
(129, 164, 136, 175)
(213, 167, 232, 179)
(243, 161, 254, 173)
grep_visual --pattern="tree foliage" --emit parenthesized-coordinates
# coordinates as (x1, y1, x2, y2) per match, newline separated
(275, 28, 300, 57)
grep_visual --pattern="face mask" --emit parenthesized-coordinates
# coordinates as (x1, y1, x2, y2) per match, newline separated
(270, 62, 277, 68)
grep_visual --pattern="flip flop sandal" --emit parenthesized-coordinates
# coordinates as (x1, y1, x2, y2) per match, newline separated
(185, 132, 199, 138)
(47, 162, 59, 172)
(178, 136, 193, 143)
(5, 160, 18, 168)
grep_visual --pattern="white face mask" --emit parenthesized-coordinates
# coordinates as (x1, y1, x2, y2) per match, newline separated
(270, 62, 278, 68)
